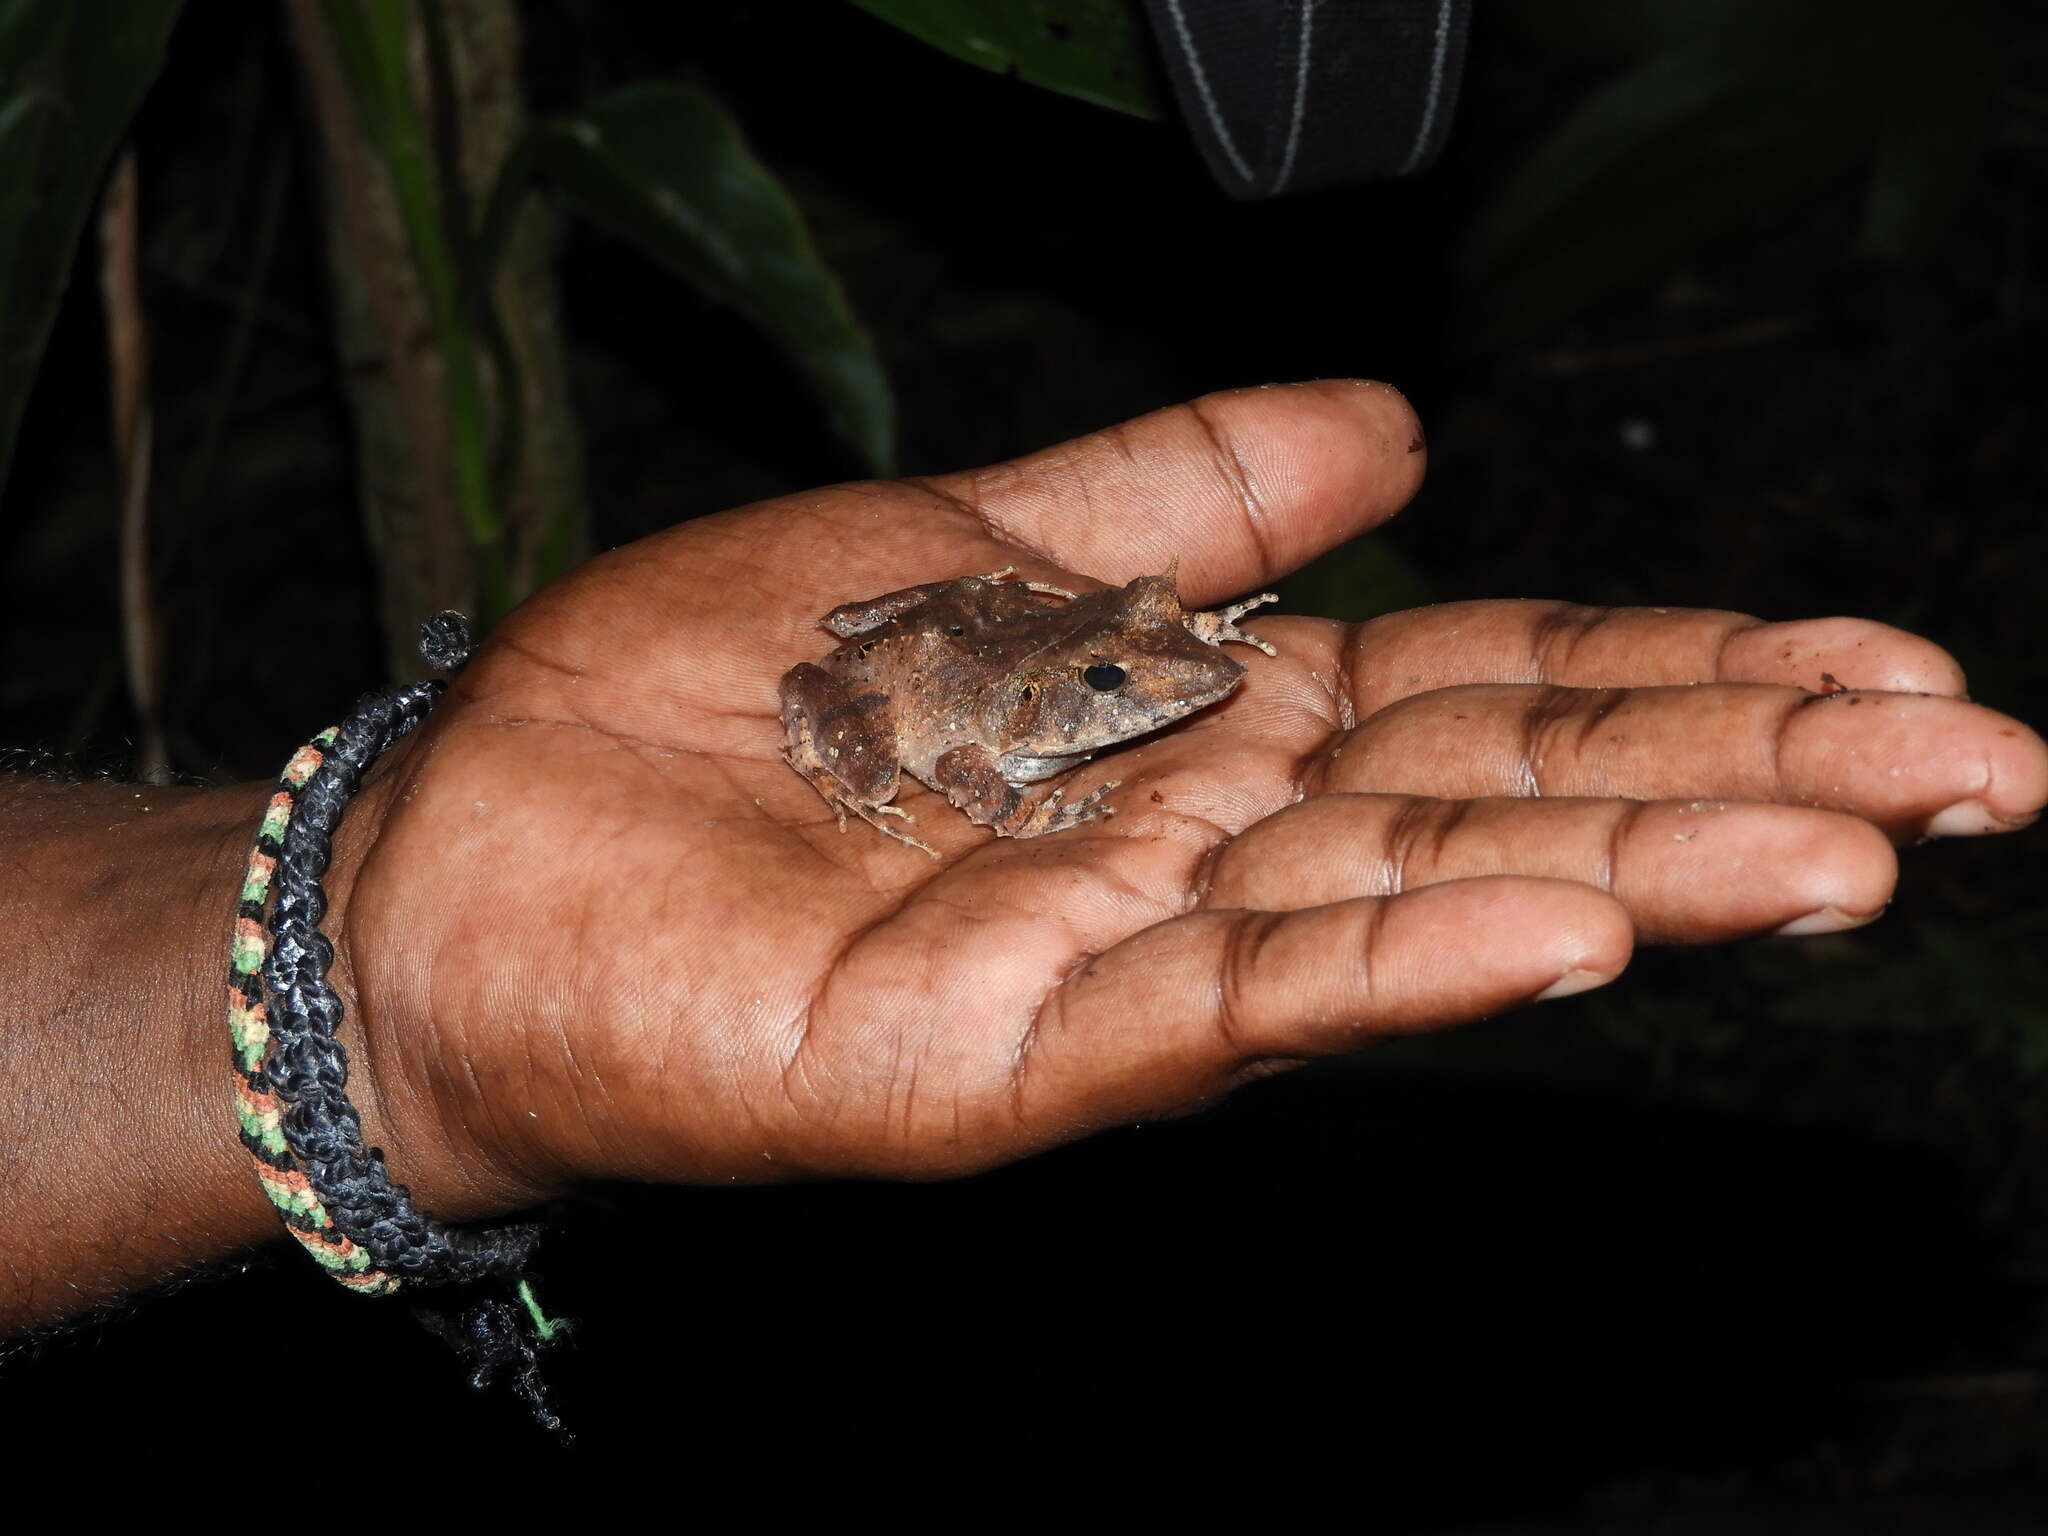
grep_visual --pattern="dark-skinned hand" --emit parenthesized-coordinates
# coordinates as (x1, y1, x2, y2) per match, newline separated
(326, 380, 2047, 1220)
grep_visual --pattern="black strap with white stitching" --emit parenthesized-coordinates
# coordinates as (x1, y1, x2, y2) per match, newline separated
(1144, 0, 1473, 199)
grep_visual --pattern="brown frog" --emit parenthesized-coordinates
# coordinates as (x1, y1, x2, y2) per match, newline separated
(779, 567, 1277, 856)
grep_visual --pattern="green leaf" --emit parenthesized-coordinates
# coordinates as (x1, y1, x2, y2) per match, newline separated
(848, 0, 1160, 120)
(319, 0, 500, 551)
(0, 0, 183, 497)
(530, 82, 895, 476)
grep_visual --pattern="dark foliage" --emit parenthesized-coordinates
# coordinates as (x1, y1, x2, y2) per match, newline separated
(2, 2, 2043, 1526)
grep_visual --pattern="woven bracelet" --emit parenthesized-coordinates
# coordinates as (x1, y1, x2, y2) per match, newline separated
(226, 612, 567, 1431)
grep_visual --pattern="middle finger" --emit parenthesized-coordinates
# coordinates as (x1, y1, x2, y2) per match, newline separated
(1314, 683, 2042, 840)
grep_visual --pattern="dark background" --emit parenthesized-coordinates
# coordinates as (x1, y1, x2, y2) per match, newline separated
(3, 2, 2045, 1528)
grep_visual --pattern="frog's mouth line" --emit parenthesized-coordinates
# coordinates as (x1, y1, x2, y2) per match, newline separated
(997, 749, 1096, 786)
(996, 669, 1244, 784)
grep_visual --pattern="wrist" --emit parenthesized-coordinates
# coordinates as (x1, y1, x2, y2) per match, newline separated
(320, 738, 564, 1227)
(0, 778, 280, 1327)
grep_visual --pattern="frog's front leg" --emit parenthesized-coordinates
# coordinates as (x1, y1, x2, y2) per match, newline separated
(930, 744, 1118, 840)
(779, 663, 936, 856)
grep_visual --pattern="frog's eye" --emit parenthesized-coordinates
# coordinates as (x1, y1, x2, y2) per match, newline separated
(1083, 663, 1127, 692)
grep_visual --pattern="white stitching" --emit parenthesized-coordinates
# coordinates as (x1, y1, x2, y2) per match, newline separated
(1398, 0, 1455, 175)
(1271, 0, 1319, 194)
(1161, 0, 1253, 184)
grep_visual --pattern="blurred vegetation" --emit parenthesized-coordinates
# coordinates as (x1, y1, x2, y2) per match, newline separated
(1460, 0, 2000, 352)
(0, 0, 182, 481)
(2, 0, 2044, 1524)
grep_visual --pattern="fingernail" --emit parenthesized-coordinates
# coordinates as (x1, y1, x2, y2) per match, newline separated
(1926, 799, 2038, 838)
(1536, 967, 1615, 1002)
(1775, 904, 1878, 937)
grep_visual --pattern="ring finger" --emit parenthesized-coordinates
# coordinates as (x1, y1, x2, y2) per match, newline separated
(1312, 682, 2044, 841)
(1204, 793, 1899, 943)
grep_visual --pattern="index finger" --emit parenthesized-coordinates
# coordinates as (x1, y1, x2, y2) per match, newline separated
(914, 379, 1428, 603)
(1328, 601, 1972, 713)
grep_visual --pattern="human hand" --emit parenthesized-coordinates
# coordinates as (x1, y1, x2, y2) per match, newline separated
(331, 381, 2047, 1216)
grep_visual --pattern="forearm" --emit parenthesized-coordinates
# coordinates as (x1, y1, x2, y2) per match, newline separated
(0, 777, 285, 1329)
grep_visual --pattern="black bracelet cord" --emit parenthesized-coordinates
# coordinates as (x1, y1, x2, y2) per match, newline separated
(258, 612, 566, 1431)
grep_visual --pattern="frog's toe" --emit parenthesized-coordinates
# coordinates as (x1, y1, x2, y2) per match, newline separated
(1047, 779, 1119, 832)
(1186, 593, 1279, 654)
(882, 822, 940, 858)
(844, 800, 939, 857)
(1074, 778, 1119, 808)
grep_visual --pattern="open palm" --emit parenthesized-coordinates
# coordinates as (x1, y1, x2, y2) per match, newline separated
(333, 382, 2047, 1218)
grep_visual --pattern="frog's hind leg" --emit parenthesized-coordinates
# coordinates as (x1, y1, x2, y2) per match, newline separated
(979, 567, 1077, 600)
(841, 799, 936, 856)
(778, 664, 937, 857)
(822, 567, 1076, 637)
(823, 582, 958, 638)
